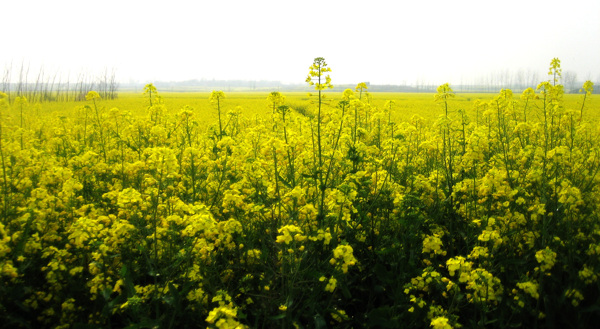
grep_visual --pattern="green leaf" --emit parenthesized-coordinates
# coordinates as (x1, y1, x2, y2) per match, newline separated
(277, 173, 291, 188)
(269, 314, 286, 320)
(314, 314, 327, 329)
(367, 307, 399, 328)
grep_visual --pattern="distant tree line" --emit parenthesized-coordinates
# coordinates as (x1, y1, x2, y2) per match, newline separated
(3, 62, 595, 98)
(1, 62, 118, 103)
(126, 79, 286, 92)
(415, 69, 598, 94)
(126, 70, 598, 94)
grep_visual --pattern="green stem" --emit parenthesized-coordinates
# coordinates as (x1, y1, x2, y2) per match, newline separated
(93, 98, 108, 163)
(579, 92, 587, 123)
(217, 97, 223, 139)
(0, 123, 8, 219)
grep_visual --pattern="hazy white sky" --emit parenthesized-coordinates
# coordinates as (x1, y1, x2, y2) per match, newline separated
(2, 0, 599, 85)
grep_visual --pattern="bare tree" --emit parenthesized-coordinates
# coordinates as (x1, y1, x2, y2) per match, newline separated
(515, 69, 525, 91)
(55, 74, 63, 102)
(526, 69, 539, 88)
(33, 67, 45, 102)
(562, 71, 578, 93)
(108, 68, 119, 99)
(1, 63, 118, 102)
(1, 63, 12, 101)
(98, 67, 108, 99)
(46, 71, 58, 101)
(63, 74, 70, 102)
(17, 61, 30, 97)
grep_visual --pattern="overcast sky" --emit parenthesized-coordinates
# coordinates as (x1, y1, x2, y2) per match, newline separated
(2, 0, 599, 86)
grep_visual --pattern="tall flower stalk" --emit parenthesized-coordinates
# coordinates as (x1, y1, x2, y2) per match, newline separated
(86, 91, 107, 163)
(210, 90, 226, 140)
(434, 83, 456, 205)
(0, 92, 8, 218)
(306, 57, 333, 223)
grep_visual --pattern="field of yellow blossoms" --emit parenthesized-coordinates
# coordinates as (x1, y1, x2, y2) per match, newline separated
(1, 58, 599, 328)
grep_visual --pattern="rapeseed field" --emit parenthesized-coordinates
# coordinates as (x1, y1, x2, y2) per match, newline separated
(0, 58, 599, 328)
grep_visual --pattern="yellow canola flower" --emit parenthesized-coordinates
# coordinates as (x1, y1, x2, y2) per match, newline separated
(464, 268, 503, 303)
(275, 225, 305, 245)
(324, 277, 337, 292)
(477, 229, 503, 248)
(209, 90, 226, 103)
(565, 289, 584, 307)
(1, 261, 18, 278)
(535, 247, 557, 272)
(308, 229, 332, 245)
(206, 291, 247, 328)
(446, 256, 472, 279)
(85, 91, 100, 100)
(342, 89, 355, 100)
(331, 244, 357, 273)
(430, 316, 453, 329)
(267, 91, 286, 108)
(306, 57, 333, 90)
(581, 80, 594, 94)
(245, 249, 262, 264)
(434, 83, 455, 103)
(186, 287, 206, 304)
(517, 281, 539, 299)
(579, 265, 599, 284)
(117, 187, 144, 208)
(422, 234, 446, 257)
(468, 246, 489, 259)
(331, 309, 348, 322)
